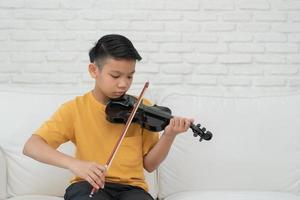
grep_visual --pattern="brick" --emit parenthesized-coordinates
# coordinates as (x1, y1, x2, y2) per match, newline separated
(29, 20, 64, 30)
(161, 64, 193, 74)
(202, 0, 235, 10)
(134, 42, 159, 52)
(96, 21, 130, 31)
(12, 41, 56, 52)
(266, 66, 298, 75)
(183, 33, 218, 42)
(149, 11, 181, 20)
(223, 12, 252, 22)
(165, 22, 199, 32)
(166, 0, 199, 10)
(220, 33, 253, 42)
(218, 55, 252, 64)
(230, 43, 264, 53)
(114, 11, 148, 20)
(289, 12, 300, 22)
(46, 31, 77, 41)
(46, 53, 79, 62)
(186, 75, 217, 85)
(11, 31, 44, 41)
(183, 53, 216, 64)
(23, 63, 57, 73)
(80, 11, 112, 20)
(253, 78, 286, 86)
(239, 23, 270, 32)
(130, 22, 164, 31)
(58, 63, 86, 73)
(147, 33, 181, 42)
(232, 66, 264, 75)
(153, 75, 183, 84)
(0, 0, 24, 8)
(0, 75, 10, 83)
(184, 12, 217, 21)
(149, 53, 181, 63)
(274, 1, 300, 10)
(204, 23, 236, 32)
(255, 33, 286, 42)
(61, 0, 93, 9)
(11, 52, 44, 63)
(0, 20, 26, 29)
(288, 34, 300, 42)
(0, 64, 19, 72)
(132, 0, 165, 10)
(289, 79, 300, 87)
(0, 9, 12, 19)
(43, 11, 76, 21)
(136, 64, 160, 73)
(48, 74, 78, 84)
(0, 32, 8, 40)
(65, 21, 98, 30)
(58, 41, 92, 52)
(161, 43, 193, 53)
(255, 12, 287, 22)
(266, 44, 298, 53)
(131, 74, 157, 84)
(255, 55, 286, 64)
(272, 23, 300, 32)
(221, 77, 252, 86)
(12, 74, 50, 83)
(27, 0, 60, 9)
(287, 55, 300, 64)
(239, 0, 270, 10)
(196, 44, 228, 53)
(196, 65, 228, 75)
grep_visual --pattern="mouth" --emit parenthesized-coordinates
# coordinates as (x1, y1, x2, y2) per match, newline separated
(113, 92, 125, 96)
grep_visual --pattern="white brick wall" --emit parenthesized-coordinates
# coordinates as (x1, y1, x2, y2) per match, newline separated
(0, 0, 299, 96)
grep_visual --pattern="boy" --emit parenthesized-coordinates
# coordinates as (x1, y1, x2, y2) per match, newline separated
(23, 34, 193, 200)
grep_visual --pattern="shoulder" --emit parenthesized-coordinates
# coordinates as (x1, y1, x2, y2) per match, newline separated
(60, 92, 90, 110)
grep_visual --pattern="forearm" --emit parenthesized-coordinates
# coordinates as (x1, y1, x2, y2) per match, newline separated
(143, 131, 176, 172)
(23, 134, 75, 170)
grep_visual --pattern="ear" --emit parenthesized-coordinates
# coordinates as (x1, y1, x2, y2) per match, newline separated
(88, 63, 98, 79)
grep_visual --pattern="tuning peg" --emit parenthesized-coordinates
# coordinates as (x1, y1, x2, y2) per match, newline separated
(193, 132, 198, 137)
(201, 127, 206, 132)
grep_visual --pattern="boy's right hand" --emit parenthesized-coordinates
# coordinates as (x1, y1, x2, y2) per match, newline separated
(69, 160, 107, 189)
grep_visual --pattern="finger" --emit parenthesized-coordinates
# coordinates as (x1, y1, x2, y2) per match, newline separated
(87, 176, 100, 190)
(89, 171, 104, 188)
(96, 165, 107, 173)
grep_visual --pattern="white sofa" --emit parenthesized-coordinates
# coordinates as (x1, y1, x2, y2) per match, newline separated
(0, 89, 300, 200)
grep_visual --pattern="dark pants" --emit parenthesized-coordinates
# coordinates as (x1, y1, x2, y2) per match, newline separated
(64, 181, 154, 200)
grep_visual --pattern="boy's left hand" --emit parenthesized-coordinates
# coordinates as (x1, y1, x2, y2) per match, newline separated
(164, 117, 194, 137)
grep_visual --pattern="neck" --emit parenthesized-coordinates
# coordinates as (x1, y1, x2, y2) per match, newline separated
(92, 88, 108, 105)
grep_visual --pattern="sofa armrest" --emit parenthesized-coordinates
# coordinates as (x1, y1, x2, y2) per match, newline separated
(0, 146, 7, 200)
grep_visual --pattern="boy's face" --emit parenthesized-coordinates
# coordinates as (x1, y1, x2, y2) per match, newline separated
(89, 57, 136, 103)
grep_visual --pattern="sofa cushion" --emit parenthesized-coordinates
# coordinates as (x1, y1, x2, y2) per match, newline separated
(158, 93, 300, 199)
(0, 147, 7, 200)
(0, 90, 157, 199)
(7, 195, 63, 200)
(164, 191, 300, 200)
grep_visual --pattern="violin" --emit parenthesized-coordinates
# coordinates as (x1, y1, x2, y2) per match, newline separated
(105, 94, 213, 142)
(89, 82, 212, 198)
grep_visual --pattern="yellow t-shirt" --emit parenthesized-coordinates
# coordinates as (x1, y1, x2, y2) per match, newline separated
(34, 91, 159, 191)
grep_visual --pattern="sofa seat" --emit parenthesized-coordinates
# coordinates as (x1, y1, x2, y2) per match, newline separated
(6, 195, 62, 200)
(164, 191, 300, 200)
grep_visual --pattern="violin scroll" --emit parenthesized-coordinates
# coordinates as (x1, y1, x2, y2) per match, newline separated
(190, 123, 213, 142)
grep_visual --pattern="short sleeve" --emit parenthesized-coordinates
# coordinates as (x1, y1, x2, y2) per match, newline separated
(34, 101, 75, 149)
(142, 129, 159, 156)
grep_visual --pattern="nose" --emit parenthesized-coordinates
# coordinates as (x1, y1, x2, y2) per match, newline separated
(117, 78, 129, 89)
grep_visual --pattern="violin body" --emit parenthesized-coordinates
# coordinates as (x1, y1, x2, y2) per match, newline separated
(105, 94, 212, 141)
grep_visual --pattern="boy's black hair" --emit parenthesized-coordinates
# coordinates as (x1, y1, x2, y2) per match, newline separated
(89, 34, 142, 66)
